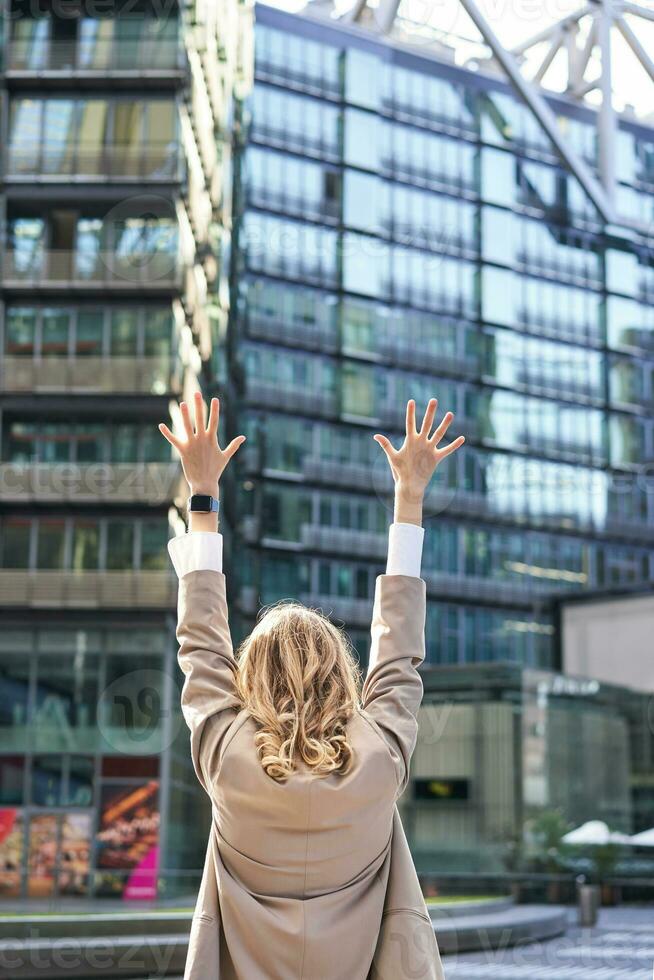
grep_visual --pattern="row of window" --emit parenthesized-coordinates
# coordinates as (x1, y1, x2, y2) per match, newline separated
(250, 91, 477, 191)
(247, 146, 478, 251)
(246, 151, 651, 299)
(245, 285, 654, 412)
(242, 213, 654, 348)
(4, 422, 171, 464)
(4, 306, 174, 358)
(253, 553, 556, 668)
(8, 13, 181, 72)
(8, 98, 179, 179)
(240, 341, 651, 467)
(242, 410, 652, 529)
(249, 484, 652, 589)
(9, 215, 177, 263)
(254, 25, 654, 191)
(1, 518, 170, 571)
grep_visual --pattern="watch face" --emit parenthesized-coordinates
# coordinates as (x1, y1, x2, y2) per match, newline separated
(190, 494, 213, 512)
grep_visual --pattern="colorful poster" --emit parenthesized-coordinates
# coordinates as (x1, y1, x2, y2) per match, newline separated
(28, 813, 57, 898)
(0, 808, 23, 898)
(59, 813, 92, 896)
(96, 780, 159, 900)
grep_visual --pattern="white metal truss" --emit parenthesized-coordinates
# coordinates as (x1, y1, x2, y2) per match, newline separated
(314, 0, 654, 232)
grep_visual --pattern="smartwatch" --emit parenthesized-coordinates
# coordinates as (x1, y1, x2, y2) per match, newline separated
(187, 494, 219, 514)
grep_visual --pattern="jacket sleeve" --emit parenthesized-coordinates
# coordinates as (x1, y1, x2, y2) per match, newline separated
(360, 574, 426, 797)
(175, 569, 242, 794)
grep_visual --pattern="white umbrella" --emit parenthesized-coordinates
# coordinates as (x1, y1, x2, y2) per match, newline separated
(562, 821, 632, 845)
(629, 828, 654, 847)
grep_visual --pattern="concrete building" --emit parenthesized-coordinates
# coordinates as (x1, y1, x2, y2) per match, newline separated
(0, 0, 252, 900)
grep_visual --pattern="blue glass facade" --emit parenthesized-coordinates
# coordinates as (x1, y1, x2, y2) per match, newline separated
(228, 5, 654, 671)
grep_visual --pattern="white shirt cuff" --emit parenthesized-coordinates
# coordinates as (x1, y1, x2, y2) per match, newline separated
(386, 523, 424, 578)
(167, 531, 223, 578)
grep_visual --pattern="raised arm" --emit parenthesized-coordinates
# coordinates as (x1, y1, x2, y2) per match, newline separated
(160, 393, 246, 793)
(361, 399, 464, 797)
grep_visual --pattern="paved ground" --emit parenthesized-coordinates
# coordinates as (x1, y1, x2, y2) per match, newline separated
(444, 907, 654, 979)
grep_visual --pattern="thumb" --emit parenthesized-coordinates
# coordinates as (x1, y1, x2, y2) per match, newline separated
(224, 435, 246, 460)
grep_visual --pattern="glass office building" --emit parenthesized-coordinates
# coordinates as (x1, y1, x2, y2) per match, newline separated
(409, 662, 654, 873)
(0, 0, 252, 899)
(223, 5, 654, 868)
(228, 4, 654, 672)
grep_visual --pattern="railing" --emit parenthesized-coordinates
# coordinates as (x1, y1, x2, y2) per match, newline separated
(5, 37, 185, 73)
(375, 342, 480, 378)
(0, 569, 177, 607)
(302, 456, 393, 492)
(382, 151, 476, 186)
(7, 144, 183, 181)
(300, 524, 387, 560)
(0, 462, 181, 503)
(254, 57, 341, 100)
(422, 569, 560, 605)
(0, 355, 181, 394)
(250, 122, 340, 161)
(242, 379, 339, 417)
(246, 315, 338, 353)
(2, 250, 182, 289)
(249, 186, 340, 223)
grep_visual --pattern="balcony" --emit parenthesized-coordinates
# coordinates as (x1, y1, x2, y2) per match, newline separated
(250, 122, 340, 163)
(298, 593, 372, 627)
(2, 250, 182, 292)
(302, 456, 393, 491)
(422, 570, 557, 607)
(0, 569, 177, 608)
(249, 186, 340, 225)
(300, 524, 387, 560)
(6, 144, 184, 183)
(375, 341, 480, 378)
(0, 462, 180, 504)
(5, 38, 186, 77)
(246, 315, 338, 353)
(254, 58, 341, 101)
(0, 356, 181, 395)
(243, 379, 338, 417)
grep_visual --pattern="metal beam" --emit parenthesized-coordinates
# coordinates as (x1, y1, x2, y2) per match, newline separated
(616, 15, 654, 85)
(597, 0, 617, 208)
(622, 1, 654, 22)
(510, 6, 593, 56)
(458, 0, 617, 224)
(533, 31, 563, 84)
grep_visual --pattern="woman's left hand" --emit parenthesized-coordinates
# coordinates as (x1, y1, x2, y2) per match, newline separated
(159, 392, 246, 496)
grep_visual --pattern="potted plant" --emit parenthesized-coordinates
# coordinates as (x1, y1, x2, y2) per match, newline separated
(528, 809, 572, 904)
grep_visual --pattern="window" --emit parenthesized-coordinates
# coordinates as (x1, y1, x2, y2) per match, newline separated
(111, 310, 138, 356)
(1, 519, 31, 568)
(8, 97, 177, 177)
(37, 520, 66, 569)
(5, 308, 36, 355)
(140, 522, 168, 570)
(71, 521, 99, 571)
(76, 310, 104, 356)
(106, 522, 134, 570)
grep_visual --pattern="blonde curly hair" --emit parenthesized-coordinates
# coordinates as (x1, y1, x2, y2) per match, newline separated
(234, 602, 363, 782)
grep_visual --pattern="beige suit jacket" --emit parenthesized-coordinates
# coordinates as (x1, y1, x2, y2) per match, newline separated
(175, 569, 444, 980)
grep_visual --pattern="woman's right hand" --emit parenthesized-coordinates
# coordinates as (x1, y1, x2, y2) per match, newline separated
(159, 392, 246, 497)
(374, 399, 464, 523)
